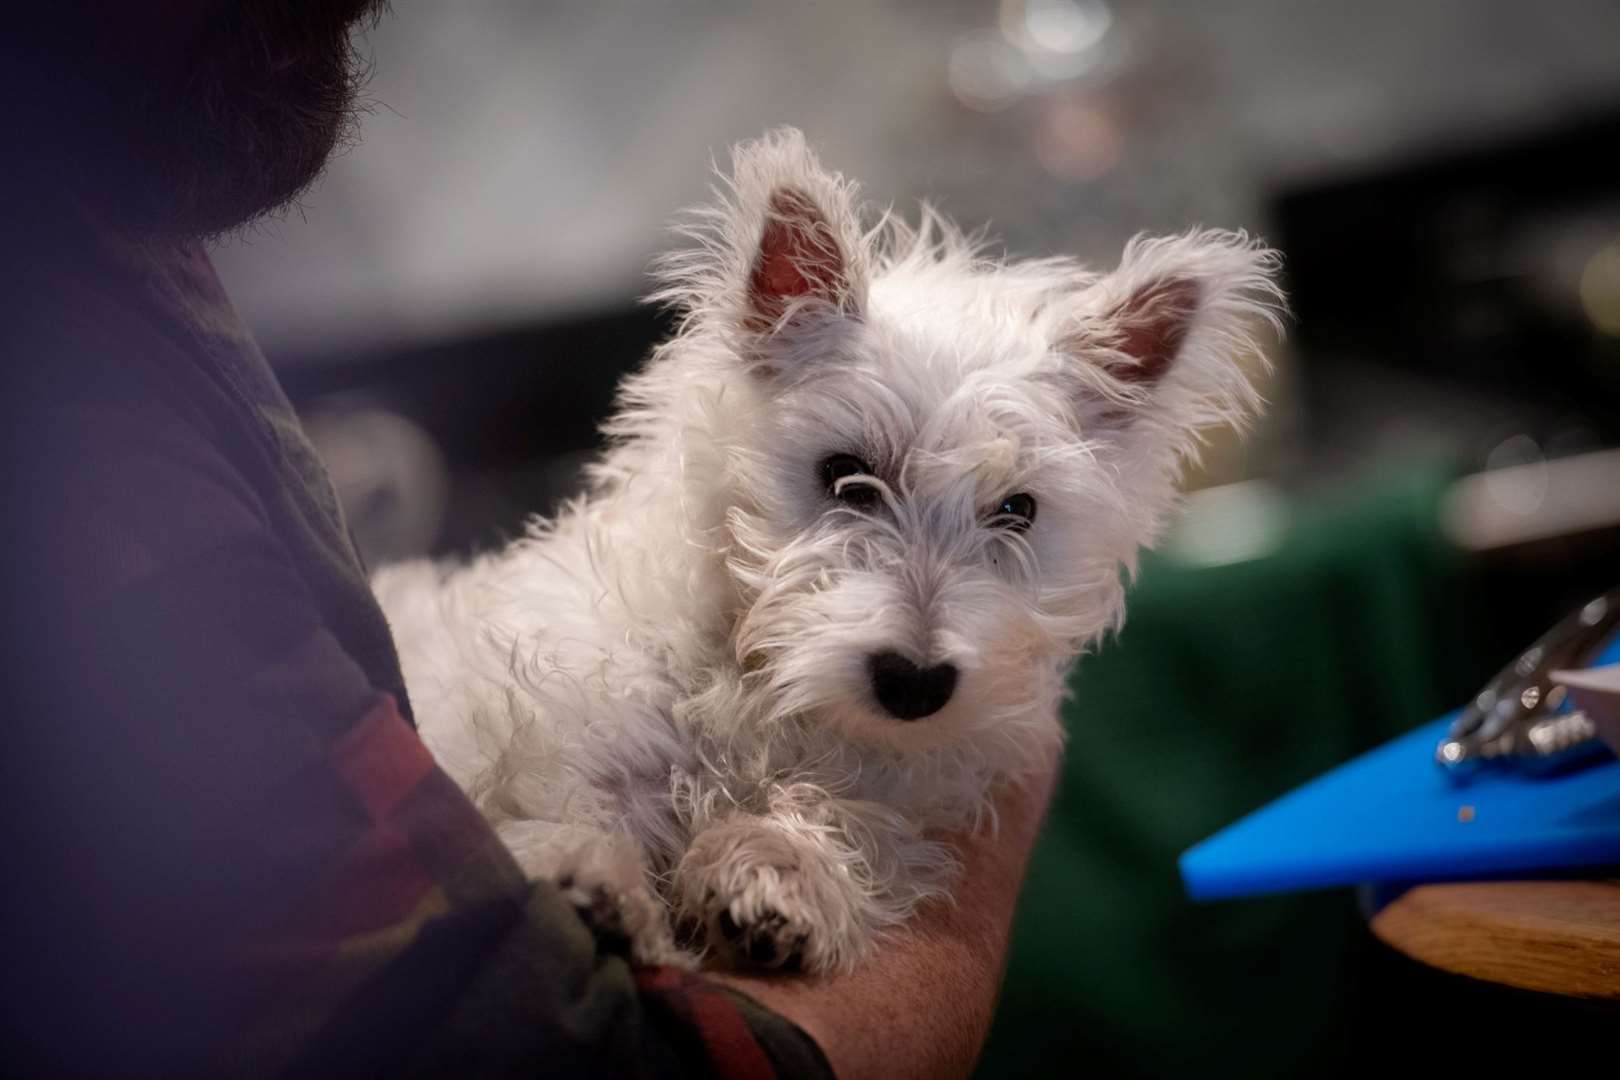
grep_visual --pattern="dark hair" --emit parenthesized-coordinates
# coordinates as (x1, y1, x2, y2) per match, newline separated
(4, 2, 385, 240)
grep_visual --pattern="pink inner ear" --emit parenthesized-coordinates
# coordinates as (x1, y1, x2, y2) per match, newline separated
(1109, 278, 1200, 385)
(746, 188, 846, 332)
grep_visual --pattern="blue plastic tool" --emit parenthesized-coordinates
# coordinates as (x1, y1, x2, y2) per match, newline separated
(1180, 639, 1620, 902)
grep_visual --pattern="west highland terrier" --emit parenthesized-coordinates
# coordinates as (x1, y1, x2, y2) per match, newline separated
(374, 128, 1283, 973)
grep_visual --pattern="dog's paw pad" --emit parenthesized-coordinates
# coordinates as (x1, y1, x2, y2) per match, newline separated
(559, 880, 635, 956)
(717, 907, 809, 971)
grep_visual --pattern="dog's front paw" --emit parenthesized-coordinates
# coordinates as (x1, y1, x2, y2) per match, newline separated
(500, 822, 694, 969)
(677, 825, 872, 974)
(554, 873, 645, 957)
(555, 860, 693, 970)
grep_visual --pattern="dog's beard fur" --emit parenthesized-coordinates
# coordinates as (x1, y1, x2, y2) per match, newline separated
(375, 128, 1284, 971)
(719, 387, 1098, 763)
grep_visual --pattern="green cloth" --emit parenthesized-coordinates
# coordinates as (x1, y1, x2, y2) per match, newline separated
(979, 465, 1483, 1079)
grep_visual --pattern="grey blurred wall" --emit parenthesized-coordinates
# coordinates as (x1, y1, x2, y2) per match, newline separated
(211, 0, 1620, 359)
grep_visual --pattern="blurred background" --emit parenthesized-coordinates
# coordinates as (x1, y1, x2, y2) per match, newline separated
(211, 2, 1620, 1075)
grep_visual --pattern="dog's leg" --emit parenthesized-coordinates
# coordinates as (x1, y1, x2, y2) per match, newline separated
(497, 820, 691, 969)
(673, 814, 881, 974)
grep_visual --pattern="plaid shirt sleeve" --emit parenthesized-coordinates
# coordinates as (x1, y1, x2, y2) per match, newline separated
(11, 441, 831, 1078)
(4, 241, 832, 1079)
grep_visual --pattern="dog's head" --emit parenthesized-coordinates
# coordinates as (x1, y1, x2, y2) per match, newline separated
(646, 129, 1283, 758)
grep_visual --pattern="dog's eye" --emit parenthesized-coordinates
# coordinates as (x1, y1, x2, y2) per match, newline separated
(821, 454, 880, 507)
(993, 493, 1037, 532)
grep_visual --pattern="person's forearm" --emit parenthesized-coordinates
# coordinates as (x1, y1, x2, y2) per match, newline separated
(709, 756, 1059, 1080)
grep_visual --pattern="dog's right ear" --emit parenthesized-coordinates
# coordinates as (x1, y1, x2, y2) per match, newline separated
(651, 128, 869, 363)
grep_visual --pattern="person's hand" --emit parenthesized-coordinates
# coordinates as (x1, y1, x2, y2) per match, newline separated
(707, 748, 1061, 1080)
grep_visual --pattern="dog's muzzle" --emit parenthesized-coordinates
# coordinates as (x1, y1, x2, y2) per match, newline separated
(867, 652, 957, 720)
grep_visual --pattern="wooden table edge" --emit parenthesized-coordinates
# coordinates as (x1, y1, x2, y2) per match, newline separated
(1369, 879, 1620, 1000)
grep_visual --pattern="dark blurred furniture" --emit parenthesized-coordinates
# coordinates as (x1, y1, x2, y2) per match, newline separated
(279, 306, 671, 558)
(1272, 111, 1620, 478)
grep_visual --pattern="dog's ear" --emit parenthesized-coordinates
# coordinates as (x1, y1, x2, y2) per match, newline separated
(1052, 230, 1284, 456)
(742, 185, 863, 335)
(651, 128, 869, 360)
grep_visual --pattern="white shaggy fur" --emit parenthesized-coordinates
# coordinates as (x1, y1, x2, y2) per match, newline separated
(373, 129, 1284, 973)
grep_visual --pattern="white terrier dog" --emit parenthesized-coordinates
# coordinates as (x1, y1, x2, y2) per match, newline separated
(374, 128, 1283, 973)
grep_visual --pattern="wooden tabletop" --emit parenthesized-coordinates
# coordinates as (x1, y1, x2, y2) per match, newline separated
(1370, 879, 1620, 998)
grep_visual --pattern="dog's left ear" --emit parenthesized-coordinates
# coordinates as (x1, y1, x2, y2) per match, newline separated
(1053, 230, 1284, 454)
(652, 128, 869, 363)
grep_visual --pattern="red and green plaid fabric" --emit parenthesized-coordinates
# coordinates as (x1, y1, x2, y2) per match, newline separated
(247, 694, 830, 1078)
(2, 213, 831, 1078)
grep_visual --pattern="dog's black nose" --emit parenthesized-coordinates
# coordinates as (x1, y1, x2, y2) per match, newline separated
(868, 652, 957, 720)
